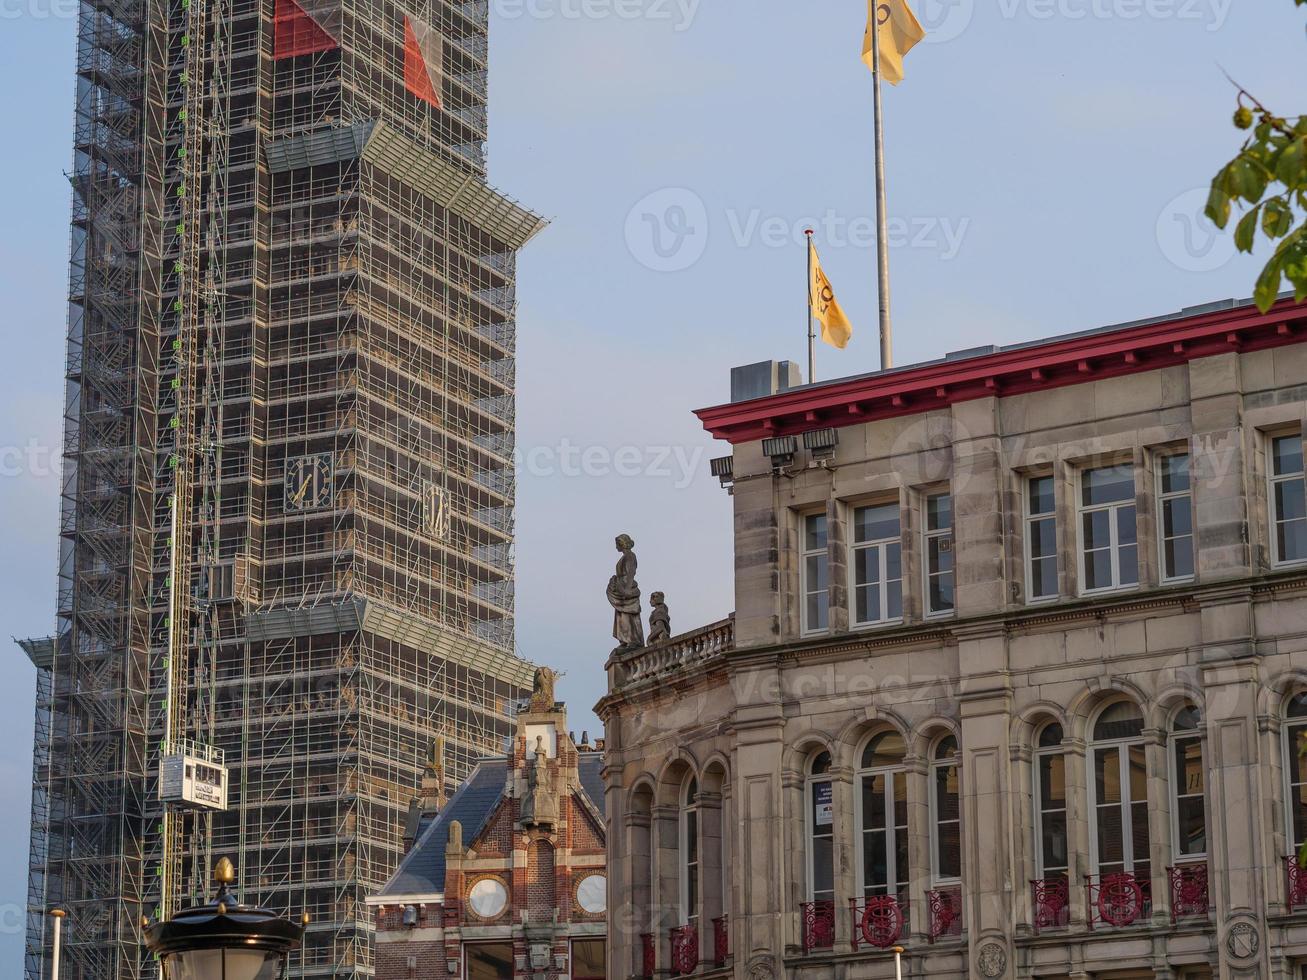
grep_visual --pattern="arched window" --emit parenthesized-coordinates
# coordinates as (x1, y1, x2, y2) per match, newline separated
(1284, 693, 1307, 857)
(681, 776, 699, 924)
(1088, 701, 1150, 881)
(1169, 706, 1206, 860)
(931, 736, 961, 883)
(807, 751, 835, 905)
(856, 731, 908, 904)
(1034, 723, 1068, 880)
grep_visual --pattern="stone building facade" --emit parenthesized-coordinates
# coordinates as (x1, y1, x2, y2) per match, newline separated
(370, 695, 609, 980)
(598, 297, 1307, 980)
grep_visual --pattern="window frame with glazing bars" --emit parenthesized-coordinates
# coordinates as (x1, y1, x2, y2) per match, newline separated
(1024, 474, 1059, 603)
(1156, 451, 1196, 584)
(1033, 723, 1070, 882)
(800, 511, 830, 636)
(929, 736, 962, 886)
(923, 491, 955, 618)
(1269, 431, 1307, 568)
(1167, 705, 1207, 862)
(1077, 463, 1140, 596)
(849, 501, 903, 628)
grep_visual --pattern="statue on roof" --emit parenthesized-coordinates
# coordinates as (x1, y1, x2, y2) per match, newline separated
(519, 735, 558, 829)
(648, 592, 671, 644)
(528, 666, 558, 713)
(607, 534, 645, 653)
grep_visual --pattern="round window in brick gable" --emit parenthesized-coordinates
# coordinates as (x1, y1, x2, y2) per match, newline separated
(468, 877, 509, 920)
(576, 873, 607, 915)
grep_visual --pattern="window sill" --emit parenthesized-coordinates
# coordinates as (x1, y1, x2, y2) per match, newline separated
(1271, 558, 1307, 571)
(1078, 584, 1141, 599)
(850, 619, 905, 633)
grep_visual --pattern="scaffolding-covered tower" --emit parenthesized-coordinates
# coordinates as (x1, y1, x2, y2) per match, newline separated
(23, 0, 544, 972)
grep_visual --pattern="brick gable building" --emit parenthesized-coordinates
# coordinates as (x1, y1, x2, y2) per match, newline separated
(371, 695, 608, 980)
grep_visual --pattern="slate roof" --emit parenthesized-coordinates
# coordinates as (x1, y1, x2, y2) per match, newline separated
(377, 751, 607, 899)
(577, 753, 605, 813)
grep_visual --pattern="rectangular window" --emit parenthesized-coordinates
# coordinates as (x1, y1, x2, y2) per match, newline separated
(932, 759, 961, 882)
(466, 943, 514, 980)
(851, 503, 902, 626)
(924, 493, 955, 616)
(571, 940, 607, 980)
(859, 771, 909, 901)
(1079, 464, 1138, 593)
(809, 778, 835, 903)
(1026, 476, 1058, 601)
(801, 513, 829, 633)
(1171, 734, 1207, 858)
(1036, 750, 1069, 876)
(1271, 433, 1306, 566)
(1092, 743, 1150, 880)
(1286, 706, 1307, 854)
(1158, 453, 1195, 582)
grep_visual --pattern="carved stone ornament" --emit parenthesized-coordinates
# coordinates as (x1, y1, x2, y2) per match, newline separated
(977, 941, 1007, 978)
(745, 954, 776, 980)
(1226, 921, 1260, 961)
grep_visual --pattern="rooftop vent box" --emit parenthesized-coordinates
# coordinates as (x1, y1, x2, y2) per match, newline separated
(945, 344, 998, 362)
(731, 360, 803, 403)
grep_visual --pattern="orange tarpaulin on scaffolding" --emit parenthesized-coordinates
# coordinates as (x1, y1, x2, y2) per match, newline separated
(274, 0, 336, 59)
(403, 14, 442, 108)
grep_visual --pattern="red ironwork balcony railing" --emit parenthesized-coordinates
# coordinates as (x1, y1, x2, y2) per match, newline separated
(641, 932, 655, 979)
(849, 893, 910, 951)
(1286, 855, 1307, 911)
(1168, 863, 1209, 923)
(801, 901, 836, 953)
(1086, 872, 1152, 930)
(670, 923, 699, 976)
(1030, 874, 1070, 933)
(712, 915, 729, 967)
(927, 884, 963, 942)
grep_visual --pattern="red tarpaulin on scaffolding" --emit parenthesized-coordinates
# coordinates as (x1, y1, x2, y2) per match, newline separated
(274, 0, 337, 59)
(403, 14, 442, 108)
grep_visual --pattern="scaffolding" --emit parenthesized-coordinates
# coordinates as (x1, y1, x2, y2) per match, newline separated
(26, 0, 544, 972)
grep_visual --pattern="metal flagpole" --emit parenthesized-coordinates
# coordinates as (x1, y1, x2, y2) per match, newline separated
(871, 4, 893, 370)
(805, 229, 816, 383)
(892, 945, 905, 980)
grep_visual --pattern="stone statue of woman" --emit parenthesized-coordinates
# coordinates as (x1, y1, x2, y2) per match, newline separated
(607, 534, 645, 653)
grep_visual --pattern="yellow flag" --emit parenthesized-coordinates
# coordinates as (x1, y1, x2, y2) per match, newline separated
(862, 0, 925, 86)
(809, 240, 853, 351)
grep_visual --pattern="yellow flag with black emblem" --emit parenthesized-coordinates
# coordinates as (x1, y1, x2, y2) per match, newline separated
(862, 0, 925, 86)
(809, 239, 853, 351)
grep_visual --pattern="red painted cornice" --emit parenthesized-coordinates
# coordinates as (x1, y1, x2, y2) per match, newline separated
(694, 298, 1307, 445)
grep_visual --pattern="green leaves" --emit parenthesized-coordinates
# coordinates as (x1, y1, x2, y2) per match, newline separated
(1209, 106, 1307, 310)
(1279, 137, 1307, 186)
(1264, 199, 1294, 238)
(1205, 2, 1307, 312)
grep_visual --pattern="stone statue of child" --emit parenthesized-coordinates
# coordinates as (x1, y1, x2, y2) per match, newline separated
(648, 592, 671, 644)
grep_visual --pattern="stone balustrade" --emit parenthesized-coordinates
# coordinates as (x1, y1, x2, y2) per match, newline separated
(617, 616, 735, 688)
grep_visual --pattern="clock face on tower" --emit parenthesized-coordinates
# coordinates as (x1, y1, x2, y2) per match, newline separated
(285, 453, 335, 512)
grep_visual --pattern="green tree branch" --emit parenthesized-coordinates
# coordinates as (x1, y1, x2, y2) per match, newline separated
(1206, 4, 1307, 311)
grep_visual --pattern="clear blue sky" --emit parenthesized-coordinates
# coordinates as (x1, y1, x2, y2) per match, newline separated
(0, 0, 1301, 958)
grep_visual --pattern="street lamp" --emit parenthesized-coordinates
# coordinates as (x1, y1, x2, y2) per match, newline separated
(145, 858, 305, 980)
